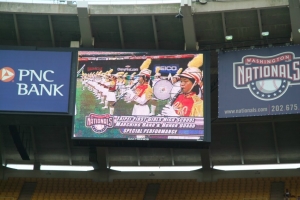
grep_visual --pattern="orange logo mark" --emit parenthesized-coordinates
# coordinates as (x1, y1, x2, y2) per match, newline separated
(0, 67, 15, 82)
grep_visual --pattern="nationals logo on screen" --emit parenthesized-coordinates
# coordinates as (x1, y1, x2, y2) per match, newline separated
(85, 113, 114, 133)
(233, 52, 300, 101)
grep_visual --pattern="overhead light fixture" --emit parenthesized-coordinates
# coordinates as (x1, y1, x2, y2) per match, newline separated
(262, 31, 269, 36)
(196, 0, 207, 4)
(6, 164, 34, 170)
(298, 29, 300, 33)
(213, 163, 300, 171)
(40, 165, 94, 171)
(110, 166, 202, 172)
(225, 35, 233, 41)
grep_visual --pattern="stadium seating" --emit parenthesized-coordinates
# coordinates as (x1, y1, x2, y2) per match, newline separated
(0, 177, 25, 200)
(0, 177, 300, 200)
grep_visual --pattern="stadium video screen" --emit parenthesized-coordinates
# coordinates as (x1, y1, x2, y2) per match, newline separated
(73, 51, 209, 142)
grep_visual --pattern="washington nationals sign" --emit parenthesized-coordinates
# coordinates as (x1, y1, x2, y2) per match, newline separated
(219, 45, 300, 118)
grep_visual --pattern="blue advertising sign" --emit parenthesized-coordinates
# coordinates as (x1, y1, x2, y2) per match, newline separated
(0, 50, 72, 113)
(219, 45, 300, 118)
(154, 64, 179, 75)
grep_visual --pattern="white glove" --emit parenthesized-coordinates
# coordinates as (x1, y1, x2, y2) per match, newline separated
(161, 105, 179, 116)
(125, 90, 136, 101)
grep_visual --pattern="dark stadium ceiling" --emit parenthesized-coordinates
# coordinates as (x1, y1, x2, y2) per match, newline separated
(1, 0, 300, 171)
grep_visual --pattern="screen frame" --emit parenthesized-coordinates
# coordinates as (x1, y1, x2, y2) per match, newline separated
(71, 49, 211, 148)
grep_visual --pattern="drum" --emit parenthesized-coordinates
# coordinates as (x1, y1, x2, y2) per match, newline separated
(153, 80, 173, 100)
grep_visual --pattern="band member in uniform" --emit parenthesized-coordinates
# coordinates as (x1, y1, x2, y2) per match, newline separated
(102, 69, 113, 109)
(124, 72, 137, 103)
(117, 72, 127, 96)
(170, 68, 183, 97)
(161, 54, 204, 117)
(95, 71, 102, 100)
(81, 71, 87, 90)
(99, 71, 107, 104)
(149, 67, 161, 115)
(125, 59, 153, 115)
(106, 72, 124, 115)
(128, 72, 136, 87)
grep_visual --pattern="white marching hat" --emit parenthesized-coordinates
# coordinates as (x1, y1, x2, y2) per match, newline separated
(179, 54, 203, 84)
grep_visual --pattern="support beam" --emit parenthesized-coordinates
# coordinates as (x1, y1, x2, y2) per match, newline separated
(64, 127, 72, 165)
(271, 121, 280, 163)
(200, 148, 211, 170)
(9, 126, 29, 160)
(221, 12, 227, 42)
(48, 15, 55, 47)
(96, 147, 108, 170)
(117, 16, 125, 49)
(0, 127, 4, 178)
(89, 146, 99, 170)
(13, 14, 21, 46)
(77, 1, 93, 47)
(236, 123, 245, 164)
(181, 0, 197, 51)
(136, 148, 140, 166)
(288, 0, 300, 44)
(257, 9, 263, 40)
(170, 148, 175, 166)
(151, 15, 159, 49)
(30, 127, 37, 158)
(0, 127, 5, 166)
(105, 147, 110, 169)
(30, 126, 40, 170)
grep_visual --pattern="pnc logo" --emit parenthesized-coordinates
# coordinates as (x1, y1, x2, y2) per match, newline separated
(0, 67, 15, 82)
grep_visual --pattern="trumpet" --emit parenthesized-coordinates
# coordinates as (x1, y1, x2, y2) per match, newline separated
(112, 81, 139, 106)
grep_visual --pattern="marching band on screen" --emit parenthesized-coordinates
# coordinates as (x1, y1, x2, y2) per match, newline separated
(78, 53, 204, 117)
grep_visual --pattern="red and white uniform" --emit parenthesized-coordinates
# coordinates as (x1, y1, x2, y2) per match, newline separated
(127, 83, 152, 115)
(106, 79, 117, 102)
(102, 78, 110, 96)
(170, 81, 181, 99)
(172, 92, 203, 117)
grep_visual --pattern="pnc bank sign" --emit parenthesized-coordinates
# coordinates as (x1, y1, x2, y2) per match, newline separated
(0, 50, 72, 113)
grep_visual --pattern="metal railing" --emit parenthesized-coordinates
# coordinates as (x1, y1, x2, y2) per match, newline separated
(0, 0, 180, 4)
